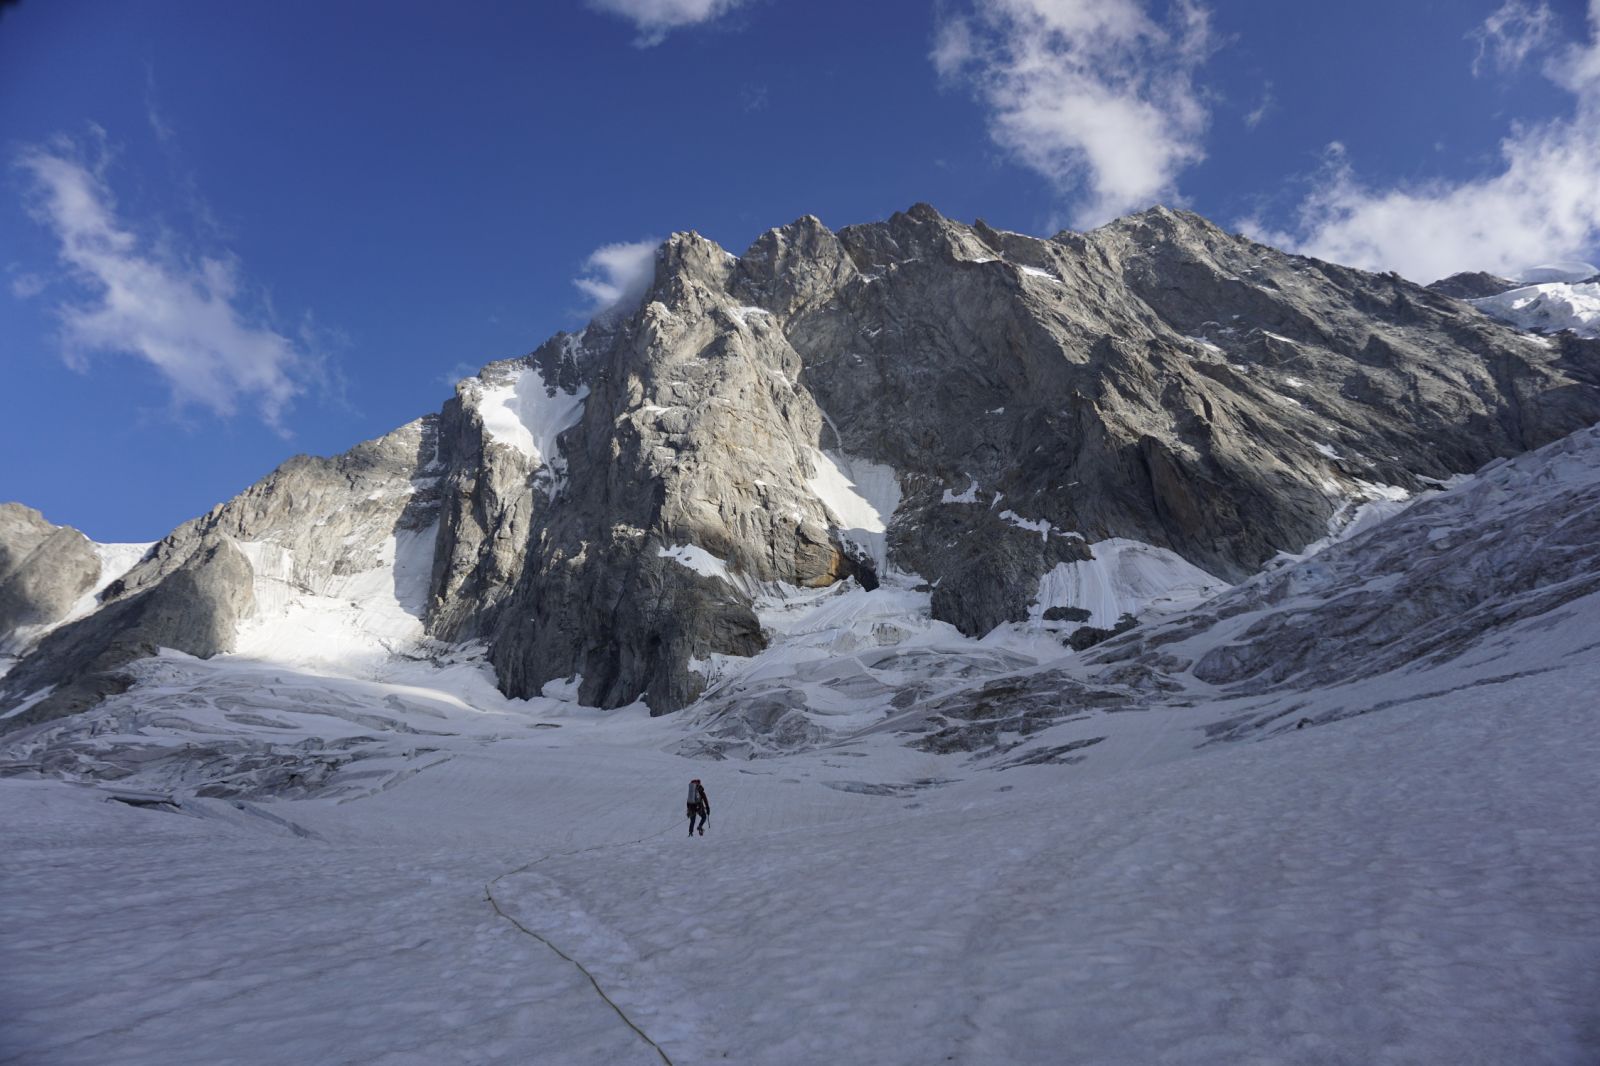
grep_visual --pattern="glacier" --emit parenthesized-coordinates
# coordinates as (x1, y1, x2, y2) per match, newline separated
(4, 421, 1600, 1064)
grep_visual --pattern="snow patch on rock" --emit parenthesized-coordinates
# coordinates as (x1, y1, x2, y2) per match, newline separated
(658, 544, 733, 582)
(942, 479, 981, 505)
(998, 510, 1084, 542)
(232, 523, 438, 675)
(806, 450, 901, 575)
(474, 368, 589, 470)
(1031, 538, 1228, 628)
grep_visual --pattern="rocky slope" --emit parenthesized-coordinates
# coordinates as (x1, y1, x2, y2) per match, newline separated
(1425, 271, 1518, 300)
(5, 203, 1600, 731)
(864, 418, 1600, 761)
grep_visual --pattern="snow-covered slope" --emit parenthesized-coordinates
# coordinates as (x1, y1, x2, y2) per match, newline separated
(4, 421, 1600, 1063)
(1471, 280, 1600, 338)
(231, 524, 437, 675)
(465, 363, 589, 486)
(1030, 537, 1225, 627)
(4, 466, 1599, 1062)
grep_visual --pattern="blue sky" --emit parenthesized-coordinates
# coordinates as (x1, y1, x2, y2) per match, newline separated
(2, 0, 1597, 541)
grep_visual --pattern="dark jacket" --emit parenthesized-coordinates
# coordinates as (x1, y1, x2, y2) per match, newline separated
(686, 782, 709, 815)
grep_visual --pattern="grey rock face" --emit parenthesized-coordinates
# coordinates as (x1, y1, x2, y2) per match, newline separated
(7, 202, 1600, 730)
(426, 361, 552, 640)
(484, 207, 1600, 714)
(1426, 272, 1520, 300)
(487, 233, 866, 712)
(107, 417, 442, 607)
(0, 504, 101, 645)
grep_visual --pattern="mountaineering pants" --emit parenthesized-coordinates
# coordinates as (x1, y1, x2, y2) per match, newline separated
(688, 805, 707, 835)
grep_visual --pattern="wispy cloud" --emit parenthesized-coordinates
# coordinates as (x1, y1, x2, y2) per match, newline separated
(1470, 0, 1557, 77)
(1243, 82, 1274, 130)
(586, 0, 747, 47)
(933, 0, 1215, 228)
(8, 267, 46, 299)
(573, 238, 660, 318)
(440, 361, 481, 389)
(143, 69, 227, 243)
(740, 82, 770, 113)
(1243, 1, 1600, 283)
(16, 134, 312, 432)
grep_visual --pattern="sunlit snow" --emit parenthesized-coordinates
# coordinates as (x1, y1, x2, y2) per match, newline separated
(232, 523, 437, 675)
(1471, 281, 1600, 339)
(658, 543, 732, 582)
(474, 368, 589, 469)
(805, 448, 901, 575)
(1031, 538, 1227, 628)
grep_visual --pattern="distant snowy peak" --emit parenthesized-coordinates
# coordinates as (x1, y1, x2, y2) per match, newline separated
(1471, 282, 1600, 339)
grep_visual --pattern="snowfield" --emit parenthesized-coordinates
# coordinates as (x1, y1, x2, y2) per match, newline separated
(6, 426, 1600, 1064)
(4, 650, 1598, 1065)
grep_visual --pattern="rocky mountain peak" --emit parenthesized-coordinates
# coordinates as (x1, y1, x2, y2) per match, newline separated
(655, 230, 734, 296)
(5, 203, 1600, 729)
(1426, 271, 1520, 301)
(736, 215, 854, 318)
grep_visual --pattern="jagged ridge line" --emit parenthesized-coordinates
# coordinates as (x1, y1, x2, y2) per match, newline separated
(484, 824, 682, 1065)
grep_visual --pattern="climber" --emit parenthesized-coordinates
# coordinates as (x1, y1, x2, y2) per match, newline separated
(686, 778, 710, 837)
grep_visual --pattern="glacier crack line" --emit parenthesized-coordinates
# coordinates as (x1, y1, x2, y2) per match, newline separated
(484, 825, 681, 1066)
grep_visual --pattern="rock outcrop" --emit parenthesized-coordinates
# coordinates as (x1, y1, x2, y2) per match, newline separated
(1426, 272, 1519, 300)
(0, 504, 100, 644)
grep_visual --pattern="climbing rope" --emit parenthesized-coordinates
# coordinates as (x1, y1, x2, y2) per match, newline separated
(484, 822, 681, 1066)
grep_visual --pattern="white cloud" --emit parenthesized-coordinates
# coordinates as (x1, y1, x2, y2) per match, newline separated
(1246, 1, 1600, 284)
(17, 137, 309, 431)
(586, 0, 746, 46)
(1470, 0, 1557, 77)
(933, 0, 1215, 228)
(573, 239, 660, 317)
